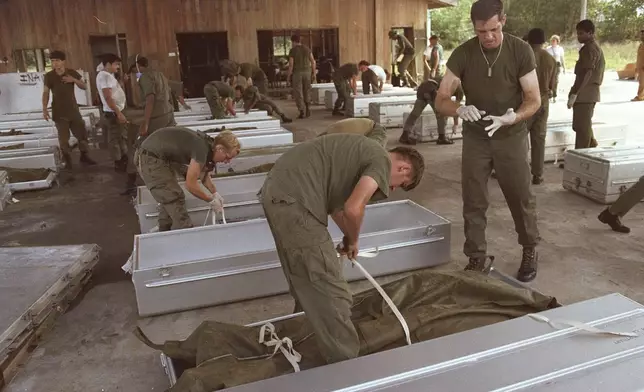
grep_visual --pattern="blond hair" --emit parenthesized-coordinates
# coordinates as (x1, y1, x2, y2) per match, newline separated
(550, 35, 560, 43)
(214, 130, 241, 154)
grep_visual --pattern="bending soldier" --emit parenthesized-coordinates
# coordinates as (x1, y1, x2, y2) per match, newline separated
(235, 85, 292, 123)
(204, 81, 237, 119)
(332, 63, 359, 116)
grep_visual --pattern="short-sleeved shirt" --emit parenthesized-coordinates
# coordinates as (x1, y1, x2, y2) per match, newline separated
(241, 86, 266, 104)
(138, 70, 174, 118)
(209, 81, 234, 98)
(288, 45, 312, 72)
(335, 63, 359, 81)
(396, 35, 416, 56)
(239, 63, 266, 80)
(141, 127, 212, 165)
(533, 47, 557, 99)
(96, 70, 126, 112)
(574, 39, 605, 103)
(424, 44, 444, 71)
(446, 34, 536, 137)
(220, 59, 240, 76)
(44, 69, 82, 120)
(368, 65, 387, 82)
(268, 131, 391, 225)
(546, 45, 565, 64)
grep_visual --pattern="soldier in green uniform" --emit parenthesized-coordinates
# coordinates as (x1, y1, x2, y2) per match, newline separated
(317, 118, 388, 148)
(598, 175, 644, 234)
(435, 0, 542, 282)
(389, 30, 418, 88)
(568, 19, 605, 149)
(400, 78, 460, 146)
(234, 85, 292, 123)
(219, 59, 240, 79)
(332, 63, 359, 116)
(136, 128, 241, 231)
(288, 34, 316, 119)
(204, 80, 237, 120)
(42, 50, 97, 169)
(526, 28, 557, 185)
(259, 124, 424, 364)
(239, 62, 269, 95)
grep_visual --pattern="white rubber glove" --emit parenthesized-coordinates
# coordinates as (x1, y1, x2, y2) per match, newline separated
(483, 108, 517, 136)
(209, 192, 224, 213)
(456, 105, 486, 122)
(567, 94, 577, 109)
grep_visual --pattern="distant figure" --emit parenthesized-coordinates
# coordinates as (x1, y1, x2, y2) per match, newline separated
(358, 60, 387, 94)
(235, 85, 292, 123)
(332, 63, 359, 116)
(203, 80, 236, 119)
(317, 55, 335, 83)
(389, 30, 418, 88)
(239, 62, 269, 95)
(632, 29, 644, 102)
(288, 34, 316, 119)
(546, 35, 566, 102)
(423, 35, 444, 81)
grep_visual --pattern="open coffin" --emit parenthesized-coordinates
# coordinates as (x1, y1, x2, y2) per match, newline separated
(311, 82, 394, 105)
(0, 152, 58, 192)
(131, 200, 451, 316)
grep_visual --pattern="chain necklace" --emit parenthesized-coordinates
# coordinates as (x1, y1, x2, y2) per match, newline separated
(479, 36, 504, 78)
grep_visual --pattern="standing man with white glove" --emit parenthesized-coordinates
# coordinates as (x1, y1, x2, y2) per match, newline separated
(136, 127, 240, 232)
(435, 0, 542, 282)
(568, 19, 605, 150)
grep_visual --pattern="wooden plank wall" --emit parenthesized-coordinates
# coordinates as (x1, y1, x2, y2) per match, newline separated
(0, 0, 432, 80)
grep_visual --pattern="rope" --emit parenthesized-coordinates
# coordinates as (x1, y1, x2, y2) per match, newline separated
(258, 322, 302, 372)
(528, 313, 638, 338)
(341, 250, 412, 346)
(203, 205, 227, 226)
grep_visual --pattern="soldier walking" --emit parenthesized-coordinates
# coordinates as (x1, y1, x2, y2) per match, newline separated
(389, 30, 418, 88)
(235, 85, 292, 123)
(288, 34, 316, 119)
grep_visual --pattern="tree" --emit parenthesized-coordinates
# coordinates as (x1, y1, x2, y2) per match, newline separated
(430, 0, 476, 49)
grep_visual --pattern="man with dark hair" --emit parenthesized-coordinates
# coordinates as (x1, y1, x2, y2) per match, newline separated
(568, 19, 605, 149)
(287, 34, 316, 119)
(435, 0, 542, 282)
(259, 121, 424, 365)
(42, 50, 96, 169)
(527, 28, 557, 185)
(358, 60, 387, 94)
(423, 35, 444, 81)
(239, 62, 269, 95)
(234, 85, 292, 123)
(332, 63, 359, 116)
(389, 30, 417, 88)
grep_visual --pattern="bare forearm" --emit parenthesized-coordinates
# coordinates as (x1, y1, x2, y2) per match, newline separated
(203, 176, 217, 195)
(435, 95, 460, 117)
(341, 208, 364, 244)
(106, 96, 121, 114)
(186, 182, 213, 202)
(515, 94, 541, 123)
(75, 79, 87, 90)
(42, 93, 49, 111)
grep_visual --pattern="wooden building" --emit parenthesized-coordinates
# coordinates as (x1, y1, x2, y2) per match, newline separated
(0, 0, 456, 98)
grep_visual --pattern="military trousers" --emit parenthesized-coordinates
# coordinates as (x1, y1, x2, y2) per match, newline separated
(527, 98, 550, 178)
(255, 100, 285, 118)
(260, 179, 359, 365)
(402, 98, 446, 138)
(103, 112, 128, 161)
(54, 112, 89, 155)
(253, 73, 269, 95)
(462, 130, 539, 258)
(124, 109, 176, 175)
(136, 152, 193, 232)
(553, 64, 561, 99)
(361, 71, 381, 95)
(333, 78, 351, 111)
(292, 71, 312, 112)
(572, 102, 596, 149)
(397, 54, 417, 88)
(637, 71, 644, 100)
(609, 176, 644, 217)
(204, 83, 226, 119)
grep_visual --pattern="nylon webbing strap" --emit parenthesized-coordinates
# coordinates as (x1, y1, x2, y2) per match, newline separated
(258, 322, 302, 372)
(528, 313, 638, 337)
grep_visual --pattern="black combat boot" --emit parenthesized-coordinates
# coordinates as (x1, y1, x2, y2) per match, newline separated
(532, 175, 544, 185)
(62, 152, 73, 170)
(114, 159, 125, 172)
(464, 255, 495, 273)
(398, 132, 417, 145)
(517, 247, 538, 282)
(280, 114, 293, 124)
(437, 134, 454, 145)
(305, 104, 311, 118)
(598, 208, 631, 233)
(298, 110, 306, 119)
(80, 152, 97, 166)
(121, 173, 138, 196)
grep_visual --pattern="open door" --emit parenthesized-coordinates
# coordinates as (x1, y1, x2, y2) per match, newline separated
(176, 32, 229, 98)
(88, 34, 128, 105)
(389, 27, 417, 87)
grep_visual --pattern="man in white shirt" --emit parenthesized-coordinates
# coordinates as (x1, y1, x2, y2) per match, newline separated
(546, 35, 566, 102)
(423, 35, 444, 81)
(358, 61, 389, 94)
(96, 53, 129, 172)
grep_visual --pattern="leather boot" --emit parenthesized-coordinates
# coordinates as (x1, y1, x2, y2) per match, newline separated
(398, 132, 417, 145)
(437, 134, 454, 145)
(298, 110, 306, 119)
(80, 152, 97, 166)
(532, 175, 544, 185)
(598, 208, 630, 233)
(305, 104, 311, 118)
(280, 114, 293, 124)
(121, 173, 138, 196)
(464, 256, 495, 273)
(62, 152, 73, 170)
(517, 247, 538, 282)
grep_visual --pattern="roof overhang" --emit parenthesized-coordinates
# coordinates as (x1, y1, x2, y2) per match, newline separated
(428, 0, 457, 8)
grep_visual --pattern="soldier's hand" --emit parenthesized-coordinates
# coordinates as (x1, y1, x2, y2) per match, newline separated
(456, 105, 486, 122)
(337, 236, 359, 260)
(567, 94, 577, 109)
(483, 108, 516, 136)
(209, 195, 224, 213)
(117, 112, 128, 124)
(43, 109, 50, 121)
(139, 123, 149, 137)
(62, 75, 76, 84)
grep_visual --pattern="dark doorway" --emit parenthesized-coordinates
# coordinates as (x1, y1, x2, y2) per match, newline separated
(257, 28, 339, 90)
(389, 27, 417, 87)
(88, 34, 128, 106)
(176, 32, 229, 98)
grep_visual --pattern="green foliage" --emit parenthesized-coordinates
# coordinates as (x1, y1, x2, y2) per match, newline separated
(430, 0, 476, 49)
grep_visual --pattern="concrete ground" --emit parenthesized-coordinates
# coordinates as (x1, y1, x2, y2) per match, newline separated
(2, 72, 644, 392)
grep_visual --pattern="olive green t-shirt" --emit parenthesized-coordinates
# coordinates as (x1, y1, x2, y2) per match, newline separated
(141, 127, 212, 165)
(220, 59, 240, 77)
(446, 34, 536, 137)
(210, 81, 234, 98)
(288, 45, 312, 72)
(44, 69, 82, 120)
(139, 70, 174, 118)
(335, 63, 359, 80)
(533, 47, 557, 99)
(242, 86, 266, 104)
(396, 35, 416, 56)
(574, 39, 605, 103)
(239, 63, 265, 80)
(269, 132, 391, 225)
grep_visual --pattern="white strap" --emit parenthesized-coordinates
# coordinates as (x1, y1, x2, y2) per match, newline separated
(258, 322, 302, 372)
(342, 250, 412, 346)
(528, 313, 638, 338)
(204, 207, 227, 226)
(553, 153, 559, 166)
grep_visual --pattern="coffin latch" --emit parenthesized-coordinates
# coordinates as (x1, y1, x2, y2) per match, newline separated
(425, 226, 436, 236)
(159, 267, 172, 278)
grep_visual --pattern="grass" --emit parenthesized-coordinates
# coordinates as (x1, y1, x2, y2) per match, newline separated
(443, 41, 638, 72)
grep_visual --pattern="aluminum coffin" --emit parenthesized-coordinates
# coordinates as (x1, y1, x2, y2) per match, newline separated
(401, 112, 464, 142)
(177, 117, 280, 131)
(324, 88, 415, 110)
(369, 99, 432, 128)
(174, 110, 269, 124)
(311, 83, 394, 105)
(345, 93, 416, 118)
(131, 200, 451, 316)
(0, 106, 100, 121)
(135, 173, 267, 233)
(562, 145, 644, 204)
(215, 143, 294, 173)
(0, 115, 93, 131)
(225, 293, 644, 392)
(538, 122, 627, 163)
